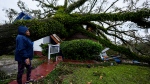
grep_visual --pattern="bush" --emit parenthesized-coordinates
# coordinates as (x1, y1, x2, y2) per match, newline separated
(60, 39, 103, 60)
(40, 43, 49, 56)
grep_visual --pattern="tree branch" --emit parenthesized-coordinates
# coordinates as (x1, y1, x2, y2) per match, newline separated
(88, 0, 97, 13)
(98, 0, 106, 13)
(84, 22, 129, 44)
(97, 30, 109, 40)
(65, 0, 88, 13)
(70, 8, 150, 28)
(34, 0, 59, 10)
(64, 0, 68, 9)
(131, 18, 150, 28)
(104, 0, 119, 13)
(76, 27, 150, 63)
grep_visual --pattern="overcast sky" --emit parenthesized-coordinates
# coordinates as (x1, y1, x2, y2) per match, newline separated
(0, 0, 145, 24)
(0, 0, 128, 24)
(0, 0, 64, 23)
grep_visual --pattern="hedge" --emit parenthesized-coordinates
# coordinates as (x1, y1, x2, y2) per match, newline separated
(60, 39, 103, 60)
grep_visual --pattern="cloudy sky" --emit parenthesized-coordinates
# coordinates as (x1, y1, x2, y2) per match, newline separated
(0, 0, 64, 23)
(0, 0, 33, 23)
(0, 0, 145, 24)
(0, 0, 128, 23)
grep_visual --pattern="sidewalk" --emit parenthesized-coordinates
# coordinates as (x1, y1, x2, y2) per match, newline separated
(9, 57, 96, 84)
(9, 60, 60, 84)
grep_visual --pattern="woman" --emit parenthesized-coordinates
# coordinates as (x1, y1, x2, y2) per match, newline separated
(15, 26, 34, 84)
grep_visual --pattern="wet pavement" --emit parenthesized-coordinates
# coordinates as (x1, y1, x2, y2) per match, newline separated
(9, 60, 60, 84)
(7, 56, 62, 84)
(0, 58, 17, 75)
(0, 55, 47, 84)
(0, 64, 18, 75)
(0, 58, 43, 76)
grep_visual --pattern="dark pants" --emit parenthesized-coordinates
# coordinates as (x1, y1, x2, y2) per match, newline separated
(17, 61, 32, 84)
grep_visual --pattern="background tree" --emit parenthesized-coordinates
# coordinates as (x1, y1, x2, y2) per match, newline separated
(2, 8, 18, 23)
(0, 0, 150, 64)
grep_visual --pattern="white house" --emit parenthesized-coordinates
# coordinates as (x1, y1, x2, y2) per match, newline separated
(33, 34, 61, 56)
(33, 36, 50, 56)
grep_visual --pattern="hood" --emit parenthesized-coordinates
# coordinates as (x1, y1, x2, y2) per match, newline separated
(18, 26, 28, 35)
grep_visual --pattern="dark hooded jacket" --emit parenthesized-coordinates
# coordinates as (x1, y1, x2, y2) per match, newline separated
(15, 26, 33, 62)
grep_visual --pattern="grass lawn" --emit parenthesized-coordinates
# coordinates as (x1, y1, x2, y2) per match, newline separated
(43, 63, 150, 84)
(0, 55, 14, 59)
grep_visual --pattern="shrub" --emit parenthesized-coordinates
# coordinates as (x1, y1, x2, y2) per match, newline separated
(60, 39, 103, 60)
(40, 43, 49, 56)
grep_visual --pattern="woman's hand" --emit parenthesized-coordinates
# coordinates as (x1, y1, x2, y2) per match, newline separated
(25, 58, 30, 65)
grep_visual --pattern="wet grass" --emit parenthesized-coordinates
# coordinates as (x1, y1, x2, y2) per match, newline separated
(0, 55, 14, 60)
(42, 62, 150, 84)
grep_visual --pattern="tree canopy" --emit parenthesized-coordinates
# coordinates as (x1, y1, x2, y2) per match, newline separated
(0, 0, 150, 64)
